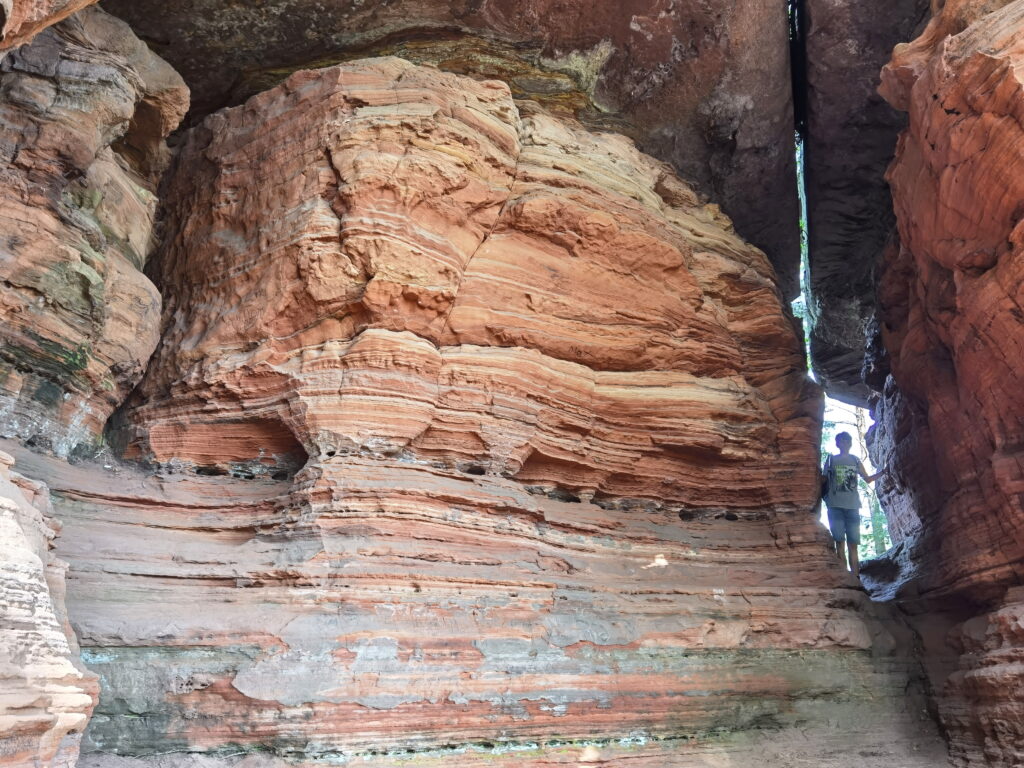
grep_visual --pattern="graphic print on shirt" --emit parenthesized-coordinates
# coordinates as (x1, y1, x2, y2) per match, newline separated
(833, 463, 857, 494)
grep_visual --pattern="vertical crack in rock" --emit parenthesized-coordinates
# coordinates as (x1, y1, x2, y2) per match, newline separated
(801, 0, 930, 403)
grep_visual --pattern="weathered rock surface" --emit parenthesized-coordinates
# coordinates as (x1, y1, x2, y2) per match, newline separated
(0, 58, 942, 767)
(131, 56, 815, 508)
(0, 0, 96, 54)
(0, 7, 188, 456)
(2, 438, 949, 767)
(876, 0, 1024, 606)
(866, 2, 1024, 764)
(802, 0, 929, 403)
(940, 591, 1024, 766)
(99, 0, 802, 296)
(0, 450, 97, 768)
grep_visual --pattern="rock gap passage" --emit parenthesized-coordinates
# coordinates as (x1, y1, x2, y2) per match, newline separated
(790, 128, 891, 565)
(1, 2, 1023, 767)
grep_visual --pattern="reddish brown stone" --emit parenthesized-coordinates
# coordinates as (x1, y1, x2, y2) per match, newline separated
(0, 7, 188, 455)
(0, 56, 953, 767)
(1, 434, 949, 767)
(0, 0, 97, 53)
(876, 0, 1024, 602)
(869, 2, 1024, 764)
(0, 12, 980, 765)
(130, 57, 817, 509)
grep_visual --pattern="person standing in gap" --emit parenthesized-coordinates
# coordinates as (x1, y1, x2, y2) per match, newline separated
(821, 431, 883, 577)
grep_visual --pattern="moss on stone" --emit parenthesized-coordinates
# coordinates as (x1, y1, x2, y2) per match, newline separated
(230, 35, 630, 136)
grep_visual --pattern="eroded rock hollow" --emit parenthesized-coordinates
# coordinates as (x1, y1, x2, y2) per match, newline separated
(1, 1, 1022, 767)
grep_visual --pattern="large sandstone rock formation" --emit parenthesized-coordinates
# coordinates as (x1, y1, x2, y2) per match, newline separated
(866, 2, 1024, 765)
(0, 450, 97, 768)
(98, 0, 802, 296)
(5, 440, 946, 767)
(13, 0, 1024, 765)
(0, 7, 188, 456)
(130, 56, 816, 507)
(3, 58, 945, 767)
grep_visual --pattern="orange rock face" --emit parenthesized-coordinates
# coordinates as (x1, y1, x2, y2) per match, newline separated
(2, 436, 948, 767)
(131, 57, 817, 510)
(876, 0, 1024, 601)
(0, 8, 188, 456)
(99, 0, 803, 295)
(869, 2, 1024, 765)
(0, 0, 96, 53)
(0, 450, 98, 768)
(8, 58, 943, 767)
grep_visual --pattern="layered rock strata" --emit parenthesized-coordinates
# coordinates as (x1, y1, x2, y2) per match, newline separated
(99, 0, 802, 294)
(0, 7, 187, 456)
(866, 2, 1024, 765)
(3, 438, 949, 767)
(802, 0, 929, 403)
(130, 56, 815, 507)
(0, 450, 97, 768)
(16, 58, 947, 766)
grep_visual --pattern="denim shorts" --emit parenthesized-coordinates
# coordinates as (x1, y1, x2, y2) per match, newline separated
(827, 506, 861, 544)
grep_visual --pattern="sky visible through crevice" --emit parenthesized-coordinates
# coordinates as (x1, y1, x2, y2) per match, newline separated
(791, 135, 891, 558)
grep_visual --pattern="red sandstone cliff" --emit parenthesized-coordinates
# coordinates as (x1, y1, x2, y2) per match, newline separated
(130, 57, 817, 509)
(868, 1, 1024, 765)
(9, 0, 1024, 765)
(0, 57, 941, 768)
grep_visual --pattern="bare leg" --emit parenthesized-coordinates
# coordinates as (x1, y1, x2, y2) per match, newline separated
(848, 542, 860, 578)
(834, 540, 847, 570)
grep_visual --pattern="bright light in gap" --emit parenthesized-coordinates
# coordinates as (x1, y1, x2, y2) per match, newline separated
(820, 396, 891, 557)
(790, 133, 891, 557)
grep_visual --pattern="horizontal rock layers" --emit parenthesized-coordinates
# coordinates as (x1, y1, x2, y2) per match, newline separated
(0, 449, 97, 768)
(0, 7, 187, 456)
(867, 2, 1024, 765)
(18, 57, 945, 766)
(130, 57, 816, 509)
(99, 0, 802, 295)
(4, 441, 948, 767)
